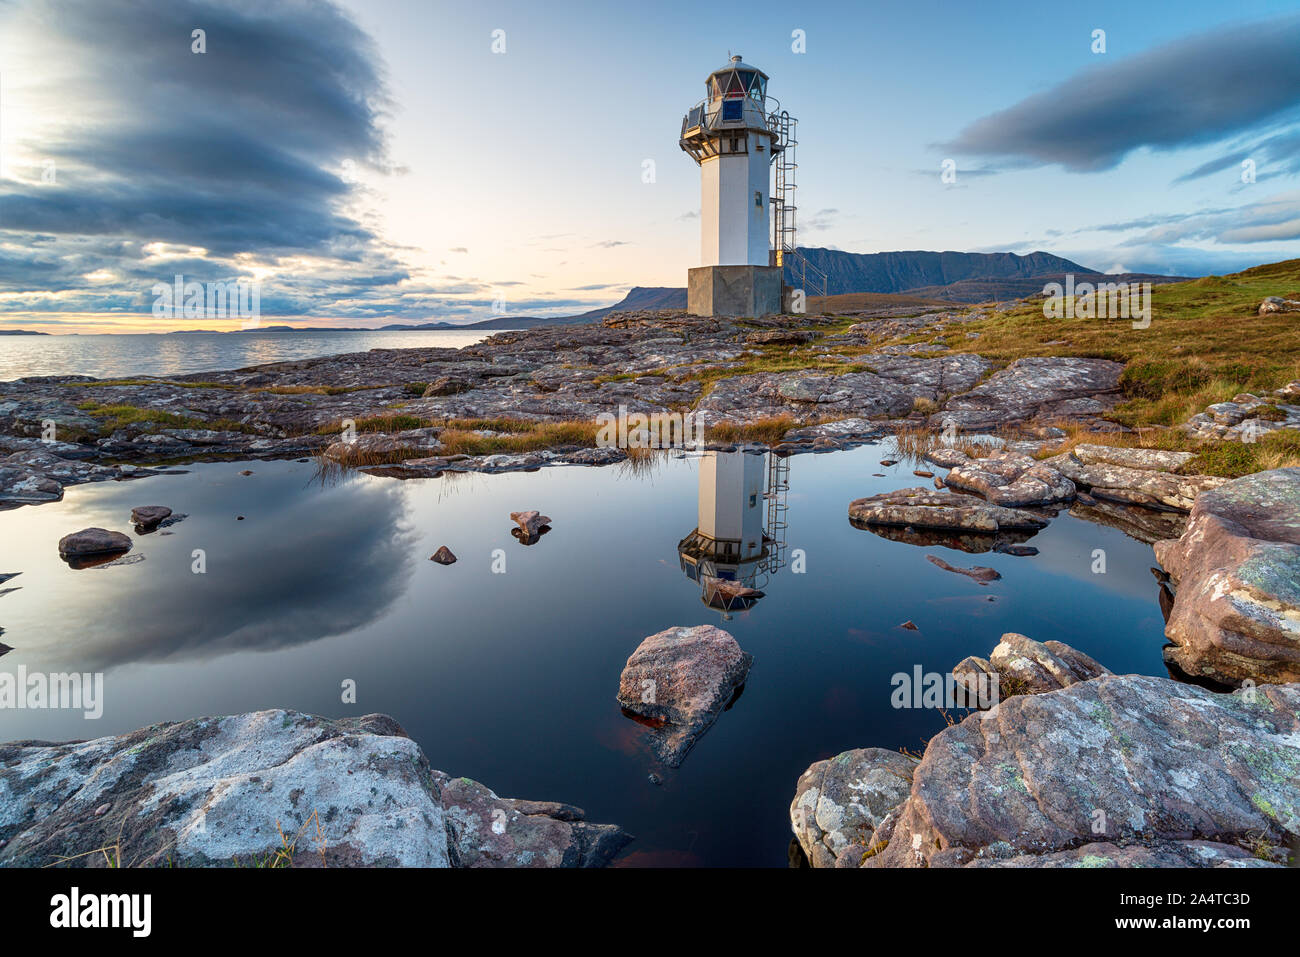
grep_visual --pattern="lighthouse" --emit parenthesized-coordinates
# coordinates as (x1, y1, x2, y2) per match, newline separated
(680, 55, 785, 318)
(677, 449, 791, 616)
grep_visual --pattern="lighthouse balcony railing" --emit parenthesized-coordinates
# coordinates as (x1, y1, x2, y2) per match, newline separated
(680, 95, 781, 138)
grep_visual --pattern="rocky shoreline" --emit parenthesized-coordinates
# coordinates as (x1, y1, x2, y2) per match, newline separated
(790, 633, 1300, 868)
(0, 710, 629, 868)
(0, 307, 1149, 507)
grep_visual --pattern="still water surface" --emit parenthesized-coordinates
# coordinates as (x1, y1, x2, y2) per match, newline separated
(0, 442, 1169, 866)
(0, 329, 501, 381)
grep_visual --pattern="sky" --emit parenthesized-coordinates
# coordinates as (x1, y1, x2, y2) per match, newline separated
(1, 0, 1299, 333)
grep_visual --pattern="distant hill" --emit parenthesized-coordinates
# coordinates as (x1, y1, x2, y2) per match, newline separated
(788, 249, 1091, 296)
(412, 286, 688, 329)
(0, 329, 49, 335)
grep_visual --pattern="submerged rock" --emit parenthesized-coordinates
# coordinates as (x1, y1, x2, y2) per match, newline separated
(700, 575, 764, 610)
(848, 487, 1048, 533)
(1154, 467, 1300, 686)
(130, 505, 172, 529)
(925, 554, 1000, 584)
(57, 527, 132, 563)
(510, 509, 552, 544)
(790, 748, 918, 868)
(616, 625, 753, 768)
(0, 710, 629, 868)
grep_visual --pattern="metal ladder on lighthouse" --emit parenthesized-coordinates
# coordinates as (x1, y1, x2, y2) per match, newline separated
(769, 110, 827, 304)
(758, 451, 790, 589)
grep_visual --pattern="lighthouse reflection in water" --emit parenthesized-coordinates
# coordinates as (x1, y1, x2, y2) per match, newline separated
(677, 449, 790, 618)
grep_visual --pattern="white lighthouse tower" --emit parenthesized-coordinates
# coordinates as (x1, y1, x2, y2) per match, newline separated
(680, 55, 785, 318)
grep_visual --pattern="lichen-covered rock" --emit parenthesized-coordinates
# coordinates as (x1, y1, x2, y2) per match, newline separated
(0, 710, 629, 868)
(790, 748, 917, 867)
(1154, 467, 1300, 685)
(943, 450, 1075, 507)
(868, 676, 1300, 867)
(1068, 443, 1196, 472)
(938, 357, 1124, 430)
(1259, 296, 1300, 315)
(323, 430, 442, 464)
(848, 487, 1049, 533)
(963, 840, 1277, 868)
(0, 711, 448, 867)
(434, 772, 630, 868)
(616, 625, 753, 768)
(1044, 446, 1226, 512)
(0, 466, 63, 506)
(954, 633, 1111, 705)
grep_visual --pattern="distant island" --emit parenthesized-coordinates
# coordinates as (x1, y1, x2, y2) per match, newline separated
(0, 330, 50, 336)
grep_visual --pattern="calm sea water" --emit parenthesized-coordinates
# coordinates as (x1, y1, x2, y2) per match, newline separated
(0, 442, 1169, 866)
(0, 329, 502, 381)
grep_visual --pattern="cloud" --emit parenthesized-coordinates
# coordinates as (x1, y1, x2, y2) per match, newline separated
(802, 208, 839, 232)
(944, 15, 1300, 173)
(1112, 191, 1300, 246)
(591, 240, 631, 248)
(0, 0, 490, 323)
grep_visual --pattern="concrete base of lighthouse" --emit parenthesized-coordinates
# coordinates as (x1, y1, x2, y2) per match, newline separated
(687, 265, 783, 318)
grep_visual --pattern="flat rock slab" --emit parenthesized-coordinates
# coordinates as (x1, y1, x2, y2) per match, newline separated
(0, 466, 63, 506)
(1044, 449, 1226, 512)
(617, 625, 753, 768)
(1154, 467, 1300, 685)
(790, 748, 917, 868)
(869, 675, 1300, 867)
(0, 710, 629, 868)
(434, 772, 631, 867)
(1070, 443, 1195, 472)
(848, 487, 1049, 533)
(938, 357, 1124, 430)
